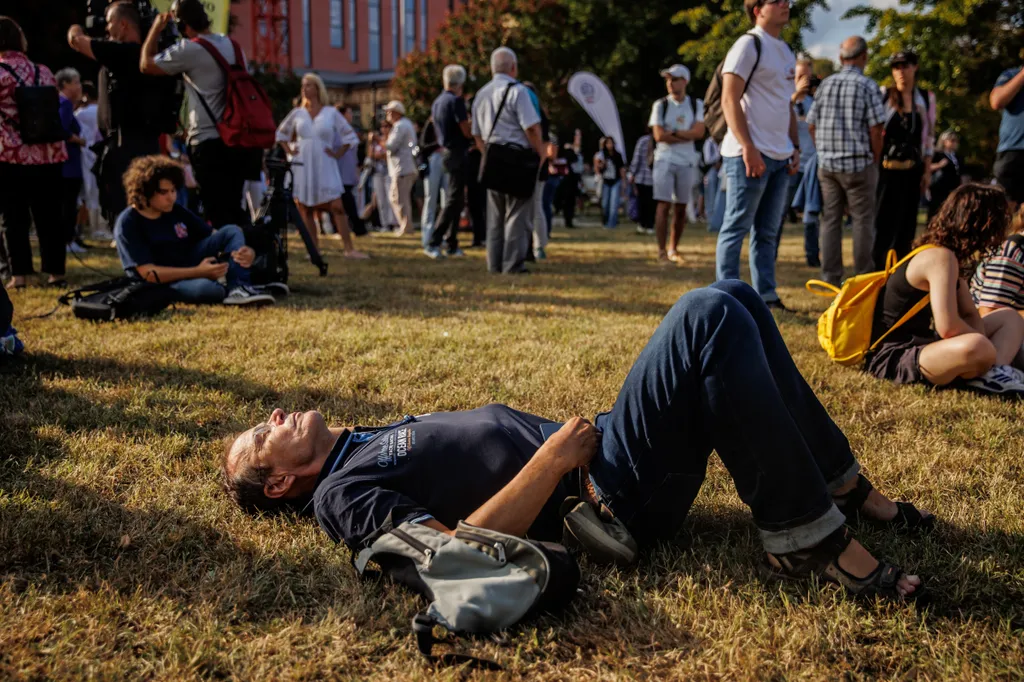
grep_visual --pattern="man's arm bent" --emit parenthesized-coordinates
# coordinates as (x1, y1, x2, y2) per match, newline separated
(991, 68, 1024, 111)
(67, 25, 96, 60)
(139, 12, 173, 75)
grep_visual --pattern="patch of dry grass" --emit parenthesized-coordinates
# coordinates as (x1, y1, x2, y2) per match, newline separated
(1, 219, 1022, 680)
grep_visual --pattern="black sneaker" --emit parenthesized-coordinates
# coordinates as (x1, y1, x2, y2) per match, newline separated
(224, 286, 275, 306)
(765, 299, 789, 312)
(262, 282, 290, 297)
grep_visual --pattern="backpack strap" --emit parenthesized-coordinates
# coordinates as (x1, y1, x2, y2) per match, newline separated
(869, 293, 932, 352)
(742, 33, 762, 96)
(1006, 233, 1024, 250)
(412, 613, 502, 671)
(191, 36, 235, 72)
(0, 61, 25, 86)
(485, 82, 516, 144)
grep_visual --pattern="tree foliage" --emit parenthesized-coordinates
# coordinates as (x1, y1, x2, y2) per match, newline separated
(845, 0, 1024, 174)
(674, 0, 829, 81)
(392, 1, 703, 155)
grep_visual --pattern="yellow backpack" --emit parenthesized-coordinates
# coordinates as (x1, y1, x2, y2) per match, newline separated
(806, 245, 936, 366)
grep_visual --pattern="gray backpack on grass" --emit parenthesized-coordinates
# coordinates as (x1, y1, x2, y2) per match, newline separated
(355, 520, 580, 669)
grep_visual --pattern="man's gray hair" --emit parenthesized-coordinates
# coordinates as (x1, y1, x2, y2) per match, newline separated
(54, 67, 80, 90)
(443, 64, 467, 89)
(490, 47, 517, 75)
(840, 36, 868, 61)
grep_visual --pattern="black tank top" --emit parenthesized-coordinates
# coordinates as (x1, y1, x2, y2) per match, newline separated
(872, 259, 934, 344)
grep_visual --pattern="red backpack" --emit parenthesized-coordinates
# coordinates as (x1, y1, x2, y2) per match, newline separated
(189, 37, 276, 149)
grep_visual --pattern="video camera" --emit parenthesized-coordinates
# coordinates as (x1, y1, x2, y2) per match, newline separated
(85, 0, 177, 48)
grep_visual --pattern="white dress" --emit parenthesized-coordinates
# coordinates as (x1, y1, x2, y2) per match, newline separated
(275, 106, 348, 207)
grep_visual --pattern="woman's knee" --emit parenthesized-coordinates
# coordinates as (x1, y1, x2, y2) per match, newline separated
(962, 334, 997, 371)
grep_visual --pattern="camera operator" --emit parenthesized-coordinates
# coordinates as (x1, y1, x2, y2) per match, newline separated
(140, 0, 258, 229)
(67, 1, 178, 221)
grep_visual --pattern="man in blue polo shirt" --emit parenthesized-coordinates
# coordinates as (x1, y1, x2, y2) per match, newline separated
(114, 155, 273, 306)
(991, 63, 1024, 210)
(222, 280, 929, 602)
(424, 64, 473, 260)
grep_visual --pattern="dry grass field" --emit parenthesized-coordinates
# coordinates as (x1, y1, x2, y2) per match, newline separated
(1, 217, 1022, 680)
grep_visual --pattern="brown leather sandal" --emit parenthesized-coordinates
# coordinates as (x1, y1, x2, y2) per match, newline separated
(835, 475, 935, 533)
(760, 526, 926, 603)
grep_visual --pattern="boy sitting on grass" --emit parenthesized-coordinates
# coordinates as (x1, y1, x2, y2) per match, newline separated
(114, 155, 273, 307)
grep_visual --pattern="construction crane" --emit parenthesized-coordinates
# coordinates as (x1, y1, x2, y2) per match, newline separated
(251, 0, 290, 70)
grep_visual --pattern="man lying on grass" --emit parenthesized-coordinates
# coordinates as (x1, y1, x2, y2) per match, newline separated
(222, 280, 932, 601)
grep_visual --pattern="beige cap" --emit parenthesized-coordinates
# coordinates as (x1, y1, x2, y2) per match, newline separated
(383, 100, 406, 115)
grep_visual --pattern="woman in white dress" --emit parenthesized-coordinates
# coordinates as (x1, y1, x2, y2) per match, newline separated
(276, 74, 367, 259)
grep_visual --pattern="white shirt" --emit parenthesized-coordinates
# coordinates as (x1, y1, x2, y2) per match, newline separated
(720, 26, 796, 161)
(648, 95, 704, 166)
(385, 117, 417, 177)
(471, 74, 541, 148)
(702, 137, 722, 166)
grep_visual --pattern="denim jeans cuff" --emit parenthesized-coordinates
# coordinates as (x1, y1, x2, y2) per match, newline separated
(760, 503, 846, 554)
(825, 461, 860, 494)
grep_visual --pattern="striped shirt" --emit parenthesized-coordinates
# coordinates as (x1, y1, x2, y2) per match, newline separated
(970, 236, 1024, 310)
(628, 135, 654, 186)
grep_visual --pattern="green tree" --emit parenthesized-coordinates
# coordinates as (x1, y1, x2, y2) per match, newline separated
(674, 0, 828, 81)
(845, 0, 1024, 175)
(392, 1, 703, 157)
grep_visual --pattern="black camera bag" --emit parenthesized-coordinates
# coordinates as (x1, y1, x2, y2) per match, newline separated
(59, 276, 175, 321)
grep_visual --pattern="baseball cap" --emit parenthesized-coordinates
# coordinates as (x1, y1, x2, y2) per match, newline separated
(659, 64, 691, 81)
(889, 51, 918, 67)
(383, 100, 406, 115)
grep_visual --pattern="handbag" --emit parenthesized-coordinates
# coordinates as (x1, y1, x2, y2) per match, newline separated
(478, 82, 540, 199)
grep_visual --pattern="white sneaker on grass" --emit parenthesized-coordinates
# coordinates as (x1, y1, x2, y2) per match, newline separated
(965, 365, 1024, 397)
(424, 246, 445, 260)
(447, 248, 466, 258)
(66, 241, 87, 254)
(223, 286, 275, 306)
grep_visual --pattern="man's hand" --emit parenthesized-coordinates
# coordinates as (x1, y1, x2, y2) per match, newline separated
(742, 145, 766, 178)
(67, 24, 85, 45)
(231, 246, 255, 269)
(544, 417, 600, 473)
(150, 12, 173, 37)
(67, 25, 95, 59)
(788, 149, 800, 175)
(196, 256, 229, 280)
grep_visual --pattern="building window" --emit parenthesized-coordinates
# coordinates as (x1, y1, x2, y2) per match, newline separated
(419, 0, 427, 51)
(404, 0, 416, 54)
(391, 0, 399, 65)
(349, 0, 357, 61)
(330, 0, 343, 48)
(368, 0, 381, 71)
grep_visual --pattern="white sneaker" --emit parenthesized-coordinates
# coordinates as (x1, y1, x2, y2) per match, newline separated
(224, 286, 275, 306)
(66, 241, 87, 254)
(261, 282, 290, 297)
(91, 228, 114, 240)
(534, 247, 546, 260)
(965, 365, 1024, 397)
(636, 226, 647, 235)
(446, 248, 466, 258)
(423, 246, 445, 260)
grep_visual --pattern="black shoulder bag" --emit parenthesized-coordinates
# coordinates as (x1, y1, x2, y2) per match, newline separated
(0, 62, 65, 145)
(478, 83, 540, 199)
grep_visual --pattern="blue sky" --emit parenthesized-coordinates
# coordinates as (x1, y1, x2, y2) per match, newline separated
(802, 0, 903, 60)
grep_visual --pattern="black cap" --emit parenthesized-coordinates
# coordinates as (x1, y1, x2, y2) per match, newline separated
(889, 50, 918, 67)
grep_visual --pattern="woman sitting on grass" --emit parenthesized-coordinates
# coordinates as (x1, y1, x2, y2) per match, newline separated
(867, 184, 1024, 394)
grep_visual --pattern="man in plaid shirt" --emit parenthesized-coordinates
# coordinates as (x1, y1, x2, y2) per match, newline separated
(807, 36, 886, 285)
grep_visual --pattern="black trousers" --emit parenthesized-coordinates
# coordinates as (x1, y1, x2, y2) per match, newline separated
(0, 163, 66, 277)
(342, 185, 366, 236)
(60, 176, 83, 244)
(430, 150, 466, 251)
(558, 173, 578, 227)
(97, 131, 161, 221)
(0, 278, 12, 331)
(637, 183, 655, 230)
(873, 166, 922, 270)
(190, 138, 256, 228)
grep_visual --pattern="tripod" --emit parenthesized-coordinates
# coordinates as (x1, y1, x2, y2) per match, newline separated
(251, 157, 329, 280)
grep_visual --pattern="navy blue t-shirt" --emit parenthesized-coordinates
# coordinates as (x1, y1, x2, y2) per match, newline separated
(114, 205, 213, 272)
(431, 89, 469, 153)
(313, 404, 569, 550)
(996, 68, 1024, 153)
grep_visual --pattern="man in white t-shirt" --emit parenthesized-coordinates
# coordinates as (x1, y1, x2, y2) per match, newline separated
(649, 64, 705, 264)
(714, 0, 800, 310)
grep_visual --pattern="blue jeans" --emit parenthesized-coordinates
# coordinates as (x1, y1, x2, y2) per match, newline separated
(716, 156, 791, 302)
(542, 176, 561, 237)
(421, 151, 446, 246)
(804, 214, 820, 263)
(169, 225, 250, 304)
(704, 166, 722, 232)
(601, 180, 621, 227)
(591, 280, 856, 554)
